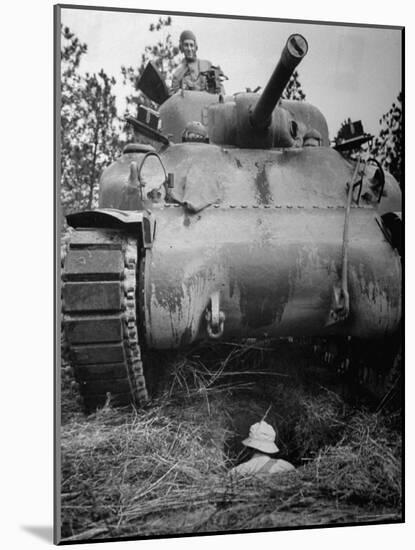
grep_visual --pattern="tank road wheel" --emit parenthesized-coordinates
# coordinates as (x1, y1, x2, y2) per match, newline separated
(314, 333, 401, 407)
(61, 229, 149, 412)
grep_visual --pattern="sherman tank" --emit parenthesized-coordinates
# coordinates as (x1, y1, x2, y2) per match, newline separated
(61, 34, 402, 411)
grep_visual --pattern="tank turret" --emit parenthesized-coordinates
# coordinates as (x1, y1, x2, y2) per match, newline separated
(207, 34, 328, 148)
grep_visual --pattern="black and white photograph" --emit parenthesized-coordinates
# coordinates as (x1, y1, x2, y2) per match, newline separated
(55, 3, 403, 545)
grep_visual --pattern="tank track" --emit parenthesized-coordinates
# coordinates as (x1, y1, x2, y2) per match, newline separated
(311, 334, 402, 408)
(61, 229, 148, 411)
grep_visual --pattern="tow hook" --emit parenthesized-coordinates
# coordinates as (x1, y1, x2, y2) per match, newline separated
(205, 291, 225, 339)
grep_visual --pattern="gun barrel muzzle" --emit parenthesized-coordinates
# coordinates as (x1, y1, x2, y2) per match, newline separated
(250, 34, 308, 129)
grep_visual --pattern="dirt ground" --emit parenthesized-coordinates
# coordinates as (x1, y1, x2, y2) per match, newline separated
(59, 343, 402, 542)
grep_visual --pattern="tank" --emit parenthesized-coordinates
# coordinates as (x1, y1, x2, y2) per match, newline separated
(61, 34, 402, 411)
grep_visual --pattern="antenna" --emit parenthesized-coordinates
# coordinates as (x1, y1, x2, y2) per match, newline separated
(261, 404, 272, 422)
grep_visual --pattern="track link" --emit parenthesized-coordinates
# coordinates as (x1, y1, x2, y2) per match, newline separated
(62, 229, 148, 411)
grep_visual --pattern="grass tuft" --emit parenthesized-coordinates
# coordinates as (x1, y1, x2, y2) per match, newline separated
(60, 341, 402, 541)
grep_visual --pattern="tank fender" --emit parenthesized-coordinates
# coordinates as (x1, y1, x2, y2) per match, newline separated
(66, 208, 155, 249)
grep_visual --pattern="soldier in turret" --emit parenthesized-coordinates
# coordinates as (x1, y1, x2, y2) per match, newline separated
(171, 30, 225, 94)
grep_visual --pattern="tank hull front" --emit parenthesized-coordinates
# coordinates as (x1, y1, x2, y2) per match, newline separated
(143, 205, 401, 349)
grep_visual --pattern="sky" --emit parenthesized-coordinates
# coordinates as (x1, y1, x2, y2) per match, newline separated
(60, 7, 402, 140)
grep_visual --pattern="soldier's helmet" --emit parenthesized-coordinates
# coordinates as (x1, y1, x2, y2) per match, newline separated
(180, 30, 197, 47)
(182, 121, 209, 143)
(303, 128, 322, 147)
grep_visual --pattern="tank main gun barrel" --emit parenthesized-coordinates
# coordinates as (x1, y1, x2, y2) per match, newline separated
(250, 34, 308, 130)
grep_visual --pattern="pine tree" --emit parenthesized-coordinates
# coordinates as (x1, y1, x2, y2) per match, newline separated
(121, 16, 180, 117)
(282, 70, 306, 101)
(371, 92, 402, 186)
(60, 26, 124, 214)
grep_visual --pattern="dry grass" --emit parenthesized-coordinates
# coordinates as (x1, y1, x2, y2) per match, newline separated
(59, 341, 402, 542)
(61, 399, 229, 539)
(302, 411, 402, 507)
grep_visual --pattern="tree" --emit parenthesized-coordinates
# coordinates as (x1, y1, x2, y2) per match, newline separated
(371, 92, 402, 186)
(282, 70, 306, 101)
(121, 16, 180, 117)
(61, 26, 124, 214)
